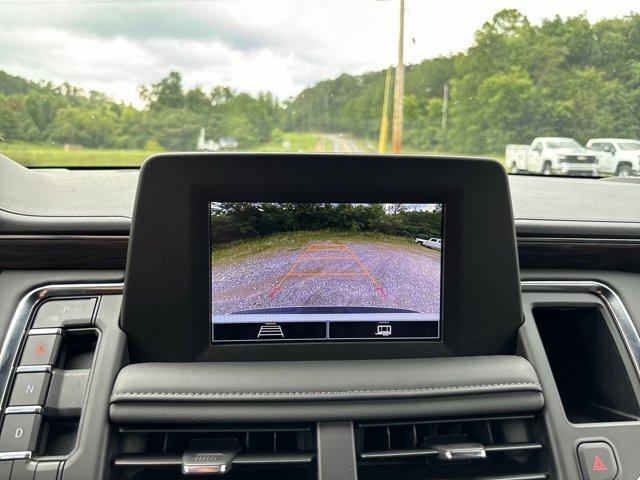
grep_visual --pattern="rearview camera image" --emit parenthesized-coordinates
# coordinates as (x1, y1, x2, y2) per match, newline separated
(210, 202, 443, 342)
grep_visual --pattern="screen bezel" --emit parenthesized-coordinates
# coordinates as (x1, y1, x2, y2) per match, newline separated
(122, 153, 522, 362)
(208, 202, 445, 344)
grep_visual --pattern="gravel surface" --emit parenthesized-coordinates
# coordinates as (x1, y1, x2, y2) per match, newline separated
(212, 241, 441, 315)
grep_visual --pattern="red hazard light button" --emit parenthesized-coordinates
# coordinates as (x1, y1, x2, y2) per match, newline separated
(577, 442, 618, 480)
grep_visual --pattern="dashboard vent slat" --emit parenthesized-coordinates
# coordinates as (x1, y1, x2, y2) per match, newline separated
(113, 451, 315, 467)
(355, 415, 549, 480)
(360, 442, 542, 460)
(112, 424, 316, 479)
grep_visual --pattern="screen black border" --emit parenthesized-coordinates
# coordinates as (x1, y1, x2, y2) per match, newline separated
(208, 201, 445, 343)
(122, 153, 522, 362)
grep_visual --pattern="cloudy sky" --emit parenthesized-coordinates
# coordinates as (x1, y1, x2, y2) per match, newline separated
(0, 0, 637, 106)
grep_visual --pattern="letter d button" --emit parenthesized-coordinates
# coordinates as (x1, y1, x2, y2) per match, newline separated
(0, 414, 42, 453)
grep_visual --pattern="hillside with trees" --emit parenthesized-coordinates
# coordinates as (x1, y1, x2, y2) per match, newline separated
(210, 203, 443, 245)
(0, 70, 281, 150)
(1, 9, 639, 156)
(286, 9, 640, 154)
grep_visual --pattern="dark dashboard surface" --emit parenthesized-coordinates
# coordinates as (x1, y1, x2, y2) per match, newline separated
(1, 155, 639, 237)
(2, 155, 639, 274)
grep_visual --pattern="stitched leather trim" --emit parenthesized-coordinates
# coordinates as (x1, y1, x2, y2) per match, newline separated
(113, 381, 541, 401)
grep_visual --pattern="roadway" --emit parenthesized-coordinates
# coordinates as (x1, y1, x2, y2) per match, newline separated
(322, 134, 364, 153)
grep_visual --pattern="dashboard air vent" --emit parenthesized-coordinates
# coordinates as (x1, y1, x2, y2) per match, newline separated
(355, 414, 549, 480)
(112, 423, 316, 479)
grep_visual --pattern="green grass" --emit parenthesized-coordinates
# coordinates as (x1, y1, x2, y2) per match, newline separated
(335, 136, 506, 165)
(213, 229, 434, 265)
(0, 143, 160, 167)
(253, 132, 330, 153)
(1, 132, 331, 167)
(1, 133, 504, 167)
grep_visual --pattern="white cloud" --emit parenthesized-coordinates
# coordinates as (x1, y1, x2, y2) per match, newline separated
(0, 0, 637, 105)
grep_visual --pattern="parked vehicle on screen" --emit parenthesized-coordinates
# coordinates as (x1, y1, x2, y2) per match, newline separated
(506, 137, 598, 176)
(586, 139, 640, 177)
(415, 237, 442, 250)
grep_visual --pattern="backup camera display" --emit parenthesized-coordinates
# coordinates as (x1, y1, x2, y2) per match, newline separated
(210, 202, 443, 342)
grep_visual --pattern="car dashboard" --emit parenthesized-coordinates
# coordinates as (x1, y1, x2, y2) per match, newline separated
(0, 153, 639, 480)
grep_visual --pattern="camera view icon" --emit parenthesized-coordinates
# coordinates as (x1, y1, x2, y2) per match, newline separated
(257, 323, 284, 339)
(374, 324, 392, 337)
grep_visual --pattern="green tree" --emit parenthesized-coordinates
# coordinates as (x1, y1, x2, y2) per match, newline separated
(139, 71, 186, 110)
(24, 91, 62, 135)
(0, 95, 40, 142)
(185, 87, 212, 113)
(50, 107, 116, 147)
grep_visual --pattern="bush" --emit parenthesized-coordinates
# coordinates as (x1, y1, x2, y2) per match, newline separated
(143, 139, 162, 151)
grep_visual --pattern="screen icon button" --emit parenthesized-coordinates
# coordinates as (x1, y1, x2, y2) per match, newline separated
(257, 323, 284, 339)
(328, 320, 439, 339)
(213, 321, 326, 341)
(374, 324, 392, 337)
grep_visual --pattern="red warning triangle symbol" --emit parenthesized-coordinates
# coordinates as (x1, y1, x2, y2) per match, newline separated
(592, 455, 608, 472)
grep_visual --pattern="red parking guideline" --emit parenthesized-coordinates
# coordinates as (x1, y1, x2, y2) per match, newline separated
(268, 243, 386, 298)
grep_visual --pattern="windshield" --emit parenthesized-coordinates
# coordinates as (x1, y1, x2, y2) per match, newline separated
(618, 142, 640, 151)
(545, 140, 582, 150)
(0, 1, 638, 178)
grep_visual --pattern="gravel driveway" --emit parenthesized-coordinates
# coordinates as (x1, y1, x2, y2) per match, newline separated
(212, 240, 441, 315)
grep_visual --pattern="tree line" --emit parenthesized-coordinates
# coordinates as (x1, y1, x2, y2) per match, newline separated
(0, 70, 281, 150)
(210, 203, 442, 245)
(1, 9, 639, 154)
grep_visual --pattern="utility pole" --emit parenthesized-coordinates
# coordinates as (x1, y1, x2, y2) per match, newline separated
(441, 83, 449, 149)
(378, 67, 393, 153)
(391, 0, 405, 153)
(441, 83, 449, 132)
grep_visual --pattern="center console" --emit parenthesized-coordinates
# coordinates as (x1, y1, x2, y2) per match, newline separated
(108, 154, 548, 479)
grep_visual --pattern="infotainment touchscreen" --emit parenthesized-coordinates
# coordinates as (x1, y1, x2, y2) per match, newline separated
(210, 202, 443, 342)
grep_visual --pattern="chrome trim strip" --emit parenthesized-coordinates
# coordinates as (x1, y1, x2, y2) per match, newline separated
(16, 365, 52, 374)
(0, 235, 129, 241)
(0, 451, 31, 461)
(0, 283, 124, 412)
(28, 328, 62, 336)
(521, 281, 640, 380)
(517, 237, 640, 245)
(5, 405, 43, 414)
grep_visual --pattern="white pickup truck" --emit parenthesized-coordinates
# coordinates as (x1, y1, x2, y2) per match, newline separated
(505, 137, 599, 176)
(586, 138, 640, 177)
(415, 237, 442, 250)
